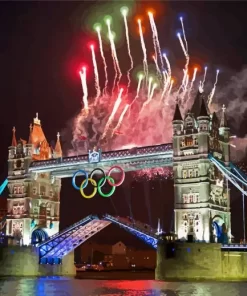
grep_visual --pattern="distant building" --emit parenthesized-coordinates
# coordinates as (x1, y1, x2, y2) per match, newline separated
(112, 241, 126, 255)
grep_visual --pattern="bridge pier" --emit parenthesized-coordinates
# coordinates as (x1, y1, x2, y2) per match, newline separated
(0, 246, 76, 277)
(155, 241, 247, 281)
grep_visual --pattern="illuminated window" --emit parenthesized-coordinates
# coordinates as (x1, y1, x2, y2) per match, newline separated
(185, 136, 193, 146)
(189, 195, 193, 203)
(33, 187, 37, 195)
(189, 170, 193, 178)
(194, 170, 199, 177)
(182, 170, 187, 179)
(183, 195, 187, 203)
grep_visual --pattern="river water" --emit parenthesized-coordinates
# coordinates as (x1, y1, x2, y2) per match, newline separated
(0, 278, 247, 296)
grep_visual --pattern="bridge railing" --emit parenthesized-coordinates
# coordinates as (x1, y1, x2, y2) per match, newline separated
(29, 143, 173, 169)
(103, 214, 157, 238)
(38, 215, 98, 247)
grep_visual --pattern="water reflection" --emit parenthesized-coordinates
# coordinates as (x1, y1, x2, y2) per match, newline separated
(0, 278, 246, 296)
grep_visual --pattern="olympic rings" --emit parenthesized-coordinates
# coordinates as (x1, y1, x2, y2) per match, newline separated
(98, 176, 116, 198)
(89, 168, 106, 188)
(80, 178, 97, 199)
(72, 170, 88, 190)
(107, 166, 125, 187)
(72, 166, 125, 199)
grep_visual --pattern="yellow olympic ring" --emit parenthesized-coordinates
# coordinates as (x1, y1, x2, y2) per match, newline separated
(80, 178, 97, 199)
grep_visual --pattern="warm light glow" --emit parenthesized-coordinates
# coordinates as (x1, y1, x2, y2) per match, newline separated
(120, 6, 129, 16)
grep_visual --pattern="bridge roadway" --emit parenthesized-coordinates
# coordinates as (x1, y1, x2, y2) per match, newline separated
(29, 143, 173, 178)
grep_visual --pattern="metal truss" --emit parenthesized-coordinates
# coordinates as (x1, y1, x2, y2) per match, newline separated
(208, 155, 247, 197)
(39, 219, 111, 260)
(39, 215, 98, 258)
(103, 214, 158, 249)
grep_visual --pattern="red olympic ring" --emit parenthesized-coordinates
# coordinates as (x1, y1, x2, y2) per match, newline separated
(107, 165, 125, 187)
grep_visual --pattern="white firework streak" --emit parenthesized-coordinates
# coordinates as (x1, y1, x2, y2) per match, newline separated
(90, 45, 101, 101)
(101, 88, 124, 138)
(163, 54, 172, 78)
(138, 20, 148, 84)
(96, 28, 108, 95)
(153, 55, 161, 75)
(181, 73, 189, 100)
(201, 66, 208, 90)
(79, 68, 89, 112)
(208, 70, 220, 106)
(106, 22, 122, 90)
(178, 68, 187, 95)
(161, 76, 171, 99)
(112, 104, 130, 135)
(133, 75, 144, 102)
(148, 12, 164, 70)
(180, 17, 188, 52)
(147, 77, 153, 98)
(149, 83, 157, 100)
(187, 68, 198, 100)
(177, 33, 190, 88)
(123, 14, 134, 92)
(164, 79, 174, 105)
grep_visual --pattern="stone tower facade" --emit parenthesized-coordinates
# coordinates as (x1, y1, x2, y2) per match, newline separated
(6, 114, 62, 246)
(172, 91, 231, 243)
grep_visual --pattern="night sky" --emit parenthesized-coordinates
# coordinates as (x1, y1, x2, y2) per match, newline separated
(1, 1, 247, 245)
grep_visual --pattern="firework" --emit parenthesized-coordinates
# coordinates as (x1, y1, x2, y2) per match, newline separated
(208, 69, 220, 106)
(105, 17, 122, 91)
(95, 25, 108, 95)
(138, 19, 149, 83)
(90, 44, 101, 101)
(69, 7, 222, 180)
(79, 67, 89, 112)
(121, 7, 134, 92)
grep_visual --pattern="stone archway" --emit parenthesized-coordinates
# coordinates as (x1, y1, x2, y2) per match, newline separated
(31, 228, 49, 245)
(212, 215, 228, 243)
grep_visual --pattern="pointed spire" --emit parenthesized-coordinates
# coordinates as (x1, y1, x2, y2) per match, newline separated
(54, 132, 62, 158)
(173, 103, 183, 121)
(28, 123, 33, 144)
(33, 112, 41, 125)
(198, 98, 209, 118)
(11, 127, 17, 147)
(220, 104, 228, 128)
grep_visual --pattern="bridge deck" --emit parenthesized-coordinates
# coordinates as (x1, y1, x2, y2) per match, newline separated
(29, 143, 173, 177)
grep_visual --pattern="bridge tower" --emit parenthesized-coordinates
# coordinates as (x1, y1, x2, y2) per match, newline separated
(6, 114, 62, 245)
(172, 91, 231, 243)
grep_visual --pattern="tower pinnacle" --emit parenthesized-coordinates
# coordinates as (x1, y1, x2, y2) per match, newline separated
(220, 104, 228, 128)
(28, 124, 33, 144)
(11, 127, 17, 147)
(54, 132, 62, 158)
(34, 112, 41, 125)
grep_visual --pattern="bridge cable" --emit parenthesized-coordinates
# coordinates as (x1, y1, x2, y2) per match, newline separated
(209, 156, 247, 196)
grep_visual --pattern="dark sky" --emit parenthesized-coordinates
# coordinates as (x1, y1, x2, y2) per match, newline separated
(1, 1, 247, 245)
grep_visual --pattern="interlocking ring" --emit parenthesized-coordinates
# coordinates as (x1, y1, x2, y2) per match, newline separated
(89, 168, 106, 188)
(107, 166, 125, 187)
(80, 178, 97, 199)
(72, 170, 88, 190)
(98, 176, 116, 198)
(72, 166, 125, 199)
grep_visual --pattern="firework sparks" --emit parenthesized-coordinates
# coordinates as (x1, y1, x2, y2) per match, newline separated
(208, 69, 220, 106)
(90, 44, 101, 101)
(121, 7, 134, 92)
(138, 19, 149, 83)
(68, 8, 223, 159)
(95, 25, 108, 95)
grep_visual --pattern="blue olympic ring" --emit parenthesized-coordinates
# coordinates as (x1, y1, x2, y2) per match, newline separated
(72, 170, 88, 190)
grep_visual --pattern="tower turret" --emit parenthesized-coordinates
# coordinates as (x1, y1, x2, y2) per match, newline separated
(197, 95, 210, 155)
(53, 132, 62, 158)
(172, 103, 183, 157)
(219, 104, 230, 164)
(8, 127, 17, 161)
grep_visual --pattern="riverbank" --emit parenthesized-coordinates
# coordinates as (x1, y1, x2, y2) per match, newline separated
(76, 270, 155, 280)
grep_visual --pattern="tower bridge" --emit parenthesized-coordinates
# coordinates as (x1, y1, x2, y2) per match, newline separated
(3, 91, 247, 279)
